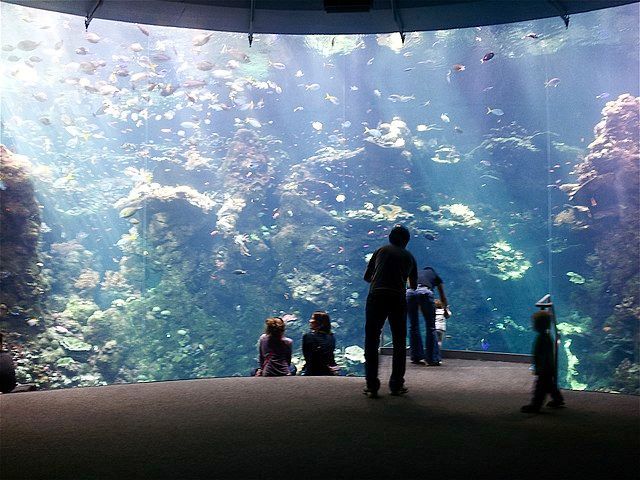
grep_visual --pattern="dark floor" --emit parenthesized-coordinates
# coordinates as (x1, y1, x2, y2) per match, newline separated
(1, 357, 638, 479)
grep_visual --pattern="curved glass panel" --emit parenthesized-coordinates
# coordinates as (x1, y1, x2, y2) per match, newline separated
(1, 2, 637, 392)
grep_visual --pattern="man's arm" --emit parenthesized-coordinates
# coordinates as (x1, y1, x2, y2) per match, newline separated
(364, 250, 378, 283)
(408, 259, 418, 290)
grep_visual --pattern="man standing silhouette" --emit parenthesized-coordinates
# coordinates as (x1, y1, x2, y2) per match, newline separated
(363, 225, 417, 397)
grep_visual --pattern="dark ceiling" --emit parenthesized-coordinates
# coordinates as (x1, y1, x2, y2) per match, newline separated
(1, 0, 637, 34)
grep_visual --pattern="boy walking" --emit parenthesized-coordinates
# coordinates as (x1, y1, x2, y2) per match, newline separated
(521, 310, 565, 413)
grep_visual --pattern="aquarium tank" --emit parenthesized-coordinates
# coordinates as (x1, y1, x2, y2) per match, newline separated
(0, 2, 638, 393)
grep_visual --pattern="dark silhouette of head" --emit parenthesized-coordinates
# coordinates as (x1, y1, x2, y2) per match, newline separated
(388, 225, 410, 248)
(311, 311, 331, 333)
(532, 310, 552, 333)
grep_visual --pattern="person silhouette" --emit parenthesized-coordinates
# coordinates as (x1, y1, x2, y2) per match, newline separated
(406, 266, 449, 366)
(363, 225, 417, 398)
(521, 310, 565, 413)
(255, 317, 296, 377)
(301, 311, 339, 376)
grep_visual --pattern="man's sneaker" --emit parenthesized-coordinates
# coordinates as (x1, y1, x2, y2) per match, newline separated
(390, 387, 409, 396)
(546, 399, 566, 408)
(520, 404, 541, 413)
(427, 361, 441, 366)
(410, 360, 426, 365)
(363, 386, 379, 398)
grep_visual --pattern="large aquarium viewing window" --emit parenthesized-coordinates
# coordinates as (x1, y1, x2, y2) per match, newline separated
(0, 2, 638, 393)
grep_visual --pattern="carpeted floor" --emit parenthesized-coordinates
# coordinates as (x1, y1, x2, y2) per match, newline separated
(1, 357, 638, 479)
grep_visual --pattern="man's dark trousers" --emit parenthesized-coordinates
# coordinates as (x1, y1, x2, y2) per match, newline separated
(364, 290, 407, 392)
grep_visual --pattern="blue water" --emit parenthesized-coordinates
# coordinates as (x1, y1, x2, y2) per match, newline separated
(0, 3, 638, 392)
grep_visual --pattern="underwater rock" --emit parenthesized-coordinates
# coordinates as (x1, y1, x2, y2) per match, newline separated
(555, 95, 639, 391)
(433, 203, 482, 228)
(475, 241, 531, 281)
(566, 271, 586, 284)
(0, 145, 45, 321)
(364, 116, 410, 149)
(561, 94, 639, 227)
(343, 345, 366, 363)
(345, 204, 413, 223)
(115, 182, 215, 214)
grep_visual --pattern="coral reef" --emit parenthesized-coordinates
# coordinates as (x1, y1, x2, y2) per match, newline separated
(433, 203, 482, 228)
(476, 241, 531, 280)
(555, 95, 639, 391)
(0, 145, 45, 323)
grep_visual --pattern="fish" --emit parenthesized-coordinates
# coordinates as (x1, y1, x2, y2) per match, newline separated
(75, 47, 89, 55)
(119, 207, 141, 218)
(454, 125, 463, 134)
(364, 127, 382, 138)
(545, 77, 561, 88)
(350, 85, 358, 91)
(192, 32, 214, 47)
(440, 113, 450, 123)
(130, 42, 144, 52)
(312, 121, 323, 131)
(424, 233, 437, 241)
(211, 69, 233, 79)
(245, 117, 262, 128)
(486, 107, 504, 116)
(182, 79, 207, 88)
(32, 92, 48, 102)
(17, 40, 40, 51)
(2, 44, 14, 51)
(341, 121, 351, 128)
(151, 52, 171, 62)
(294, 70, 304, 78)
(232, 269, 247, 275)
(595, 92, 610, 99)
(387, 94, 415, 103)
(193, 60, 214, 72)
(481, 52, 495, 63)
(523, 32, 540, 39)
(452, 64, 465, 72)
(325, 93, 340, 105)
(269, 61, 286, 70)
(85, 32, 101, 43)
(373, 89, 381, 97)
(304, 83, 320, 91)
(136, 24, 150, 36)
